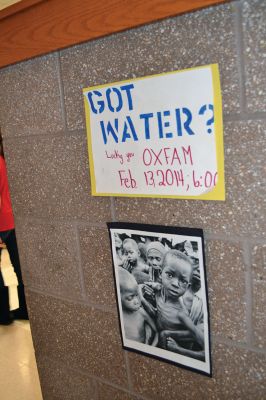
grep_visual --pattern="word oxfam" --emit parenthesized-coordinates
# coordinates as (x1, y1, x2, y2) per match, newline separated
(86, 84, 214, 145)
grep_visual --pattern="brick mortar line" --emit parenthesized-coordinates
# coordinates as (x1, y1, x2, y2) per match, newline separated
(26, 286, 117, 314)
(14, 217, 266, 243)
(2, 128, 85, 142)
(110, 197, 117, 222)
(223, 112, 266, 121)
(94, 381, 100, 400)
(73, 221, 88, 300)
(213, 335, 266, 355)
(15, 217, 108, 229)
(55, 51, 68, 132)
(204, 233, 266, 244)
(242, 238, 254, 346)
(124, 350, 134, 392)
(232, 0, 247, 113)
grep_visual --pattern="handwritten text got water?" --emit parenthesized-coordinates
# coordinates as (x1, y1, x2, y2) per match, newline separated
(87, 83, 215, 144)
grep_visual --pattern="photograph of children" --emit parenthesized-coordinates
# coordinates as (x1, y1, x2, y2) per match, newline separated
(107, 222, 211, 376)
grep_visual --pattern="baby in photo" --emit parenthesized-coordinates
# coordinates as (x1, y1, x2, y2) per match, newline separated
(119, 268, 158, 346)
(121, 238, 149, 283)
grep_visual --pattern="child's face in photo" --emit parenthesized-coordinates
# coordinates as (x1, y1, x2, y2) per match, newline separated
(147, 249, 163, 269)
(123, 242, 139, 263)
(191, 261, 201, 293)
(121, 283, 141, 312)
(161, 255, 191, 299)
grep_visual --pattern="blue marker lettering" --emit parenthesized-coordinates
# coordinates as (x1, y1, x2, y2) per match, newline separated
(106, 87, 123, 112)
(100, 119, 119, 144)
(182, 108, 195, 135)
(140, 113, 153, 139)
(87, 91, 105, 114)
(122, 116, 138, 142)
(157, 110, 172, 139)
(120, 84, 135, 111)
(175, 108, 195, 136)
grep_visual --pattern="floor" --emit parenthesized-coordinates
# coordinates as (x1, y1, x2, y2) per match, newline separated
(0, 247, 43, 399)
(0, 320, 43, 400)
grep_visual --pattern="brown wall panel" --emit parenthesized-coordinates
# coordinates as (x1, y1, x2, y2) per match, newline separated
(0, 0, 43, 21)
(0, 0, 228, 68)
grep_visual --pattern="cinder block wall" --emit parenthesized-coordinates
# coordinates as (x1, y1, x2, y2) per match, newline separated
(0, 0, 265, 398)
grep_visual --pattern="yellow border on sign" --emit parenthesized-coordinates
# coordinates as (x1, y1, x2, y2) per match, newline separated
(83, 64, 225, 200)
(84, 97, 97, 193)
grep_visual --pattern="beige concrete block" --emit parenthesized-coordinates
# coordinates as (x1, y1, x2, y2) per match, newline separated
(98, 383, 139, 400)
(37, 357, 97, 400)
(4, 134, 111, 222)
(79, 226, 116, 307)
(251, 243, 266, 349)
(15, 221, 83, 300)
(0, 54, 64, 138)
(206, 240, 247, 342)
(243, 0, 266, 112)
(27, 291, 128, 386)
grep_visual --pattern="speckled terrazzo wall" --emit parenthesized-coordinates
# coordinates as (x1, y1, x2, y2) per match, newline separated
(0, 0, 265, 398)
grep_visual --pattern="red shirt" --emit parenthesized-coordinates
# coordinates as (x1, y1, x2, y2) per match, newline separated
(0, 155, 15, 231)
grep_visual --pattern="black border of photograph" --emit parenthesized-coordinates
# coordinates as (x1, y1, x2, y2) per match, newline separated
(107, 222, 212, 377)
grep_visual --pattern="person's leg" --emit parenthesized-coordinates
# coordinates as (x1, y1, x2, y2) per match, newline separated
(5, 230, 28, 319)
(5, 230, 23, 283)
(0, 286, 13, 324)
(0, 248, 5, 287)
(0, 249, 13, 324)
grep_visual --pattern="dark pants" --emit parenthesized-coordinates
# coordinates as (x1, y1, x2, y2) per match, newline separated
(0, 229, 28, 321)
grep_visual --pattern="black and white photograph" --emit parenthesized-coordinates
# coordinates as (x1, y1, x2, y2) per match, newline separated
(107, 222, 211, 376)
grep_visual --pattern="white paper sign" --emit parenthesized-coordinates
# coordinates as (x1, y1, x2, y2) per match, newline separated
(83, 64, 225, 200)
